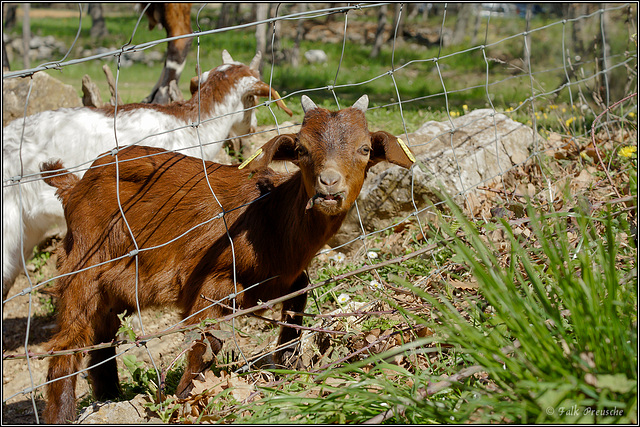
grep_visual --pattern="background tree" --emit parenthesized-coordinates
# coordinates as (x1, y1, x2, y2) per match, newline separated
(89, 3, 109, 40)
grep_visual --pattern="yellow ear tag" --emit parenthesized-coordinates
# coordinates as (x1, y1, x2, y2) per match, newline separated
(238, 148, 263, 170)
(397, 138, 416, 163)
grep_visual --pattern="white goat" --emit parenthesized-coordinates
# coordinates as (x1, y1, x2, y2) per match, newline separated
(2, 50, 292, 298)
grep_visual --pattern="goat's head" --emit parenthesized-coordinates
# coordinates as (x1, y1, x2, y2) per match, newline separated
(244, 95, 415, 216)
(189, 50, 292, 137)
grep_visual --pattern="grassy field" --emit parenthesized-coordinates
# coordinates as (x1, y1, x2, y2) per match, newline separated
(5, 4, 635, 134)
(2, 3, 637, 424)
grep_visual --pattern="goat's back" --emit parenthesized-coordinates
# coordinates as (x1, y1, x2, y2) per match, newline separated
(52, 145, 304, 309)
(61, 146, 250, 253)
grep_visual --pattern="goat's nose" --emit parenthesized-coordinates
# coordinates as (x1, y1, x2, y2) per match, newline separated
(319, 169, 342, 188)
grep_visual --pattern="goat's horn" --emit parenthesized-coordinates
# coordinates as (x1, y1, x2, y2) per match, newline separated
(222, 49, 234, 64)
(301, 95, 318, 113)
(250, 82, 294, 117)
(250, 51, 262, 71)
(352, 95, 369, 112)
(272, 89, 293, 116)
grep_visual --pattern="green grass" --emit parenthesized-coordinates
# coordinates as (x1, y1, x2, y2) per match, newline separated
(6, 4, 634, 135)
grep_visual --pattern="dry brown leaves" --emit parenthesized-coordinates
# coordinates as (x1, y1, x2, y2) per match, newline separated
(167, 370, 262, 423)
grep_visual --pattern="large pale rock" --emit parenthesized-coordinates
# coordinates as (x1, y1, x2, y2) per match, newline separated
(331, 109, 540, 248)
(76, 394, 162, 424)
(2, 72, 82, 127)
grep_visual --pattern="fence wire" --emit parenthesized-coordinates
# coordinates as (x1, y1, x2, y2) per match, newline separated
(2, 2, 637, 423)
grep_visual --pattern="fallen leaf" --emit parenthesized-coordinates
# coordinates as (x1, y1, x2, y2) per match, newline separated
(450, 279, 479, 290)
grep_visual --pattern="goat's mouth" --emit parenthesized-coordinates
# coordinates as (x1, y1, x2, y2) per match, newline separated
(306, 192, 345, 211)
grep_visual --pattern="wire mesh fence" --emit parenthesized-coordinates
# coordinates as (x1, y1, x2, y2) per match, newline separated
(2, 2, 637, 423)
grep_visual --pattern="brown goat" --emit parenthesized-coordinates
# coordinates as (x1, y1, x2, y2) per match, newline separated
(39, 95, 414, 423)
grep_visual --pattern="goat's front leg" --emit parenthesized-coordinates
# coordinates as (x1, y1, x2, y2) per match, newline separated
(275, 272, 309, 367)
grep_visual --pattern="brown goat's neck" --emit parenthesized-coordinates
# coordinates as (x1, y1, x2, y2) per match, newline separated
(250, 170, 346, 271)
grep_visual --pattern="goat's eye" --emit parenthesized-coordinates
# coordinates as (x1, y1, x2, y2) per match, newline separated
(296, 145, 309, 157)
(358, 145, 371, 156)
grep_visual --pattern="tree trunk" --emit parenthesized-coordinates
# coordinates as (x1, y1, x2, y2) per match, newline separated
(4, 3, 17, 30)
(22, 3, 30, 69)
(89, 3, 109, 39)
(597, 4, 612, 106)
(254, 3, 269, 76)
(290, 3, 307, 68)
(523, 4, 532, 73)
(452, 3, 473, 46)
(471, 4, 481, 45)
(369, 4, 387, 58)
(571, 4, 588, 59)
(217, 3, 230, 28)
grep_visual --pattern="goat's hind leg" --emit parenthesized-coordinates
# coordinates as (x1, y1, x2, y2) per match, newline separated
(44, 273, 109, 423)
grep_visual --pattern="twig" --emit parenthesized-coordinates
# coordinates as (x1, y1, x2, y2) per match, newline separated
(477, 186, 527, 199)
(199, 295, 349, 336)
(282, 308, 407, 319)
(589, 92, 637, 199)
(363, 365, 486, 424)
(363, 340, 522, 424)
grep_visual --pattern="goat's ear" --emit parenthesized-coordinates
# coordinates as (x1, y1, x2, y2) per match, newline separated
(250, 51, 262, 71)
(222, 49, 234, 64)
(352, 94, 369, 112)
(369, 131, 415, 169)
(301, 95, 318, 113)
(189, 71, 210, 95)
(239, 134, 298, 171)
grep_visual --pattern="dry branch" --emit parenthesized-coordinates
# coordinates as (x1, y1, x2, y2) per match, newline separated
(102, 64, 122, 106)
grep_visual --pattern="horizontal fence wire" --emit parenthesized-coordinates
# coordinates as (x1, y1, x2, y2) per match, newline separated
(1, 2, 637, 423)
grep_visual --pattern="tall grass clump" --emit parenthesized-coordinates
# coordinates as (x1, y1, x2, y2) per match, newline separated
(419, 197, 638, 423)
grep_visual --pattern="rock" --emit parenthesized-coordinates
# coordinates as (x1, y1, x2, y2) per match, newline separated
(76, 394, 162, 424)
(304, 49, 328, 64)
(7, 35, 66, 60)
(2, 72, 82, 127)
(330, 109, 541, 248)
(81, 74, 103, 107)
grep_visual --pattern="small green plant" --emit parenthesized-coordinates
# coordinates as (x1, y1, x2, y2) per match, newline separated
(117, 312, 137, 342)
(30, 248, 50, 270)
(118, 344, 184, 402)
(145, 396, 180, 423)
(360, 316, 401, 332)
(121, 354, 160, 397)
(37, 294, 56, 318)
